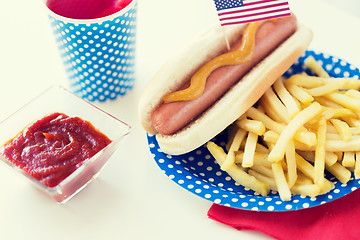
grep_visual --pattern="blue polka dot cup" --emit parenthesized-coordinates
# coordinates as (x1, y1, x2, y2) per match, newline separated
(45, 0, 137, 101)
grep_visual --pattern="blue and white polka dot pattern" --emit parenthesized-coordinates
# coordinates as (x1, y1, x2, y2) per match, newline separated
(147, 50, 360, 211)
(48, 2, 137, 101)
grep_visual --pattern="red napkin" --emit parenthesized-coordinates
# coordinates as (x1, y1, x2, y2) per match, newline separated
(208, 189, 360, 240)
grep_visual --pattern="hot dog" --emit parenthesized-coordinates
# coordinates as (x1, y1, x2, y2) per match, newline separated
(139, 15, 313, 155)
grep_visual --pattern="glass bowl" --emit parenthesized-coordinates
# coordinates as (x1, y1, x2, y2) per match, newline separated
(0, 85, 130, 203)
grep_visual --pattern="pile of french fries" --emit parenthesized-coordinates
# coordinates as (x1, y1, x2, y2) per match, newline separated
(207, 56, 360, 201)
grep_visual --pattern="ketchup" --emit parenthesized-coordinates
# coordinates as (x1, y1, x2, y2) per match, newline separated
(0, 113, 111, 188)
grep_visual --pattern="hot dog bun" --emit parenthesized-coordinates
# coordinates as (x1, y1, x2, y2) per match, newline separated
(139, 20, 313, 155)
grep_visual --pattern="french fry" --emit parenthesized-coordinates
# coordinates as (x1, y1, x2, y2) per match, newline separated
(321, 106, 356, 120)
(235, 151, 272, 168)
(292, 178, 334, 197)
(237, 142, 270, 154)
(295, 130, 317, 147)
(329, 119, 352, 142)
(264, 128, 316, 149)
(295, 153, 315, 181)
(297, 150, 337, 167)
(207, 141, 270, 196)
(345, 89, 360, 100)
(294, 137, 360, 152)
(272, 162, 291, 201)
(324, 92, 360, 112)
(291, 183, 320, 198)
(314, 118, 326, 190)
(319, 179, 335, 195)
(327, 125, 360, 135)
(286, 74, 324, 88)
(222, 128, 247, 171)
(326, 162, 352, 184)
(236, 118, 266, 136)
(342, 151, 355, 168)
(262, 130, 279, 145)
(326, 77, 360, 89)
(273, 78, 301, 118)
(340, 78, 360, 90)
(325, 137, 360, 152)
(249, 108, 316, 146)
(354, 111, 360, 120)
(315, 96, 344, 108)
(261, 87, 290, 123)
(341, 116, 360, 128)
(295, 172, 313, 185)
(248, 169, 277, 191)
(355, 152, 360, 179)
(260, 100, 284, 123)
(304, 56, 330, 78)
(326, 133, 346, 140)
(268, 102, 323, 162)
(285, 141, 297, 188)
(334, 152, 343, 161)
(284, 81, 314, 104)
(305, 80, 346, 96)
(325, 152, 338, 167)
(242, 132, 258, 168)
(299, 77, 360, 97)
(246, 107, 285, 133)
(251, 165, 274, 178)
(334, 78, 360, 90)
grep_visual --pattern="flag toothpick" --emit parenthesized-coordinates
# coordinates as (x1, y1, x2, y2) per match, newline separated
(213, 0, 291, 26)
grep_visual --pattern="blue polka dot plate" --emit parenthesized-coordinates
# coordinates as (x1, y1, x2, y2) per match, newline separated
(147, 50, 360, 211)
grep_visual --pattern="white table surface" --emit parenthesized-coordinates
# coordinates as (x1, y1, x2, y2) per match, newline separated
(0, 0, 359, 239)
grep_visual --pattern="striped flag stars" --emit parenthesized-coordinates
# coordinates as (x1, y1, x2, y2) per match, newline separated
(213, 0, 291, 26)
(214, 0, 245, 10)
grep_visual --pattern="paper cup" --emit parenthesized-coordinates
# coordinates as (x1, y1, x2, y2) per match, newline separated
(45, 0, 137, 101)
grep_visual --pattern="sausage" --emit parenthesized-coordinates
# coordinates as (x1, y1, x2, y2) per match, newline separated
(152, 15, 297, 135)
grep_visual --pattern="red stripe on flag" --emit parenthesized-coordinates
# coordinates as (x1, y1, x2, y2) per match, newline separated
(219, 7, 290, 21)
(220, 13, 291, 26)
(218, 2, 289, 16)
(243, 0, 285, 7)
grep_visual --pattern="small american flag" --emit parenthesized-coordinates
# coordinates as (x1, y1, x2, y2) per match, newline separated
(213, 0, 291, 26)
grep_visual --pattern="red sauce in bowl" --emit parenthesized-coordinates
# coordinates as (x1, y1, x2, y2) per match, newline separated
(0, 112, 111, 188)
